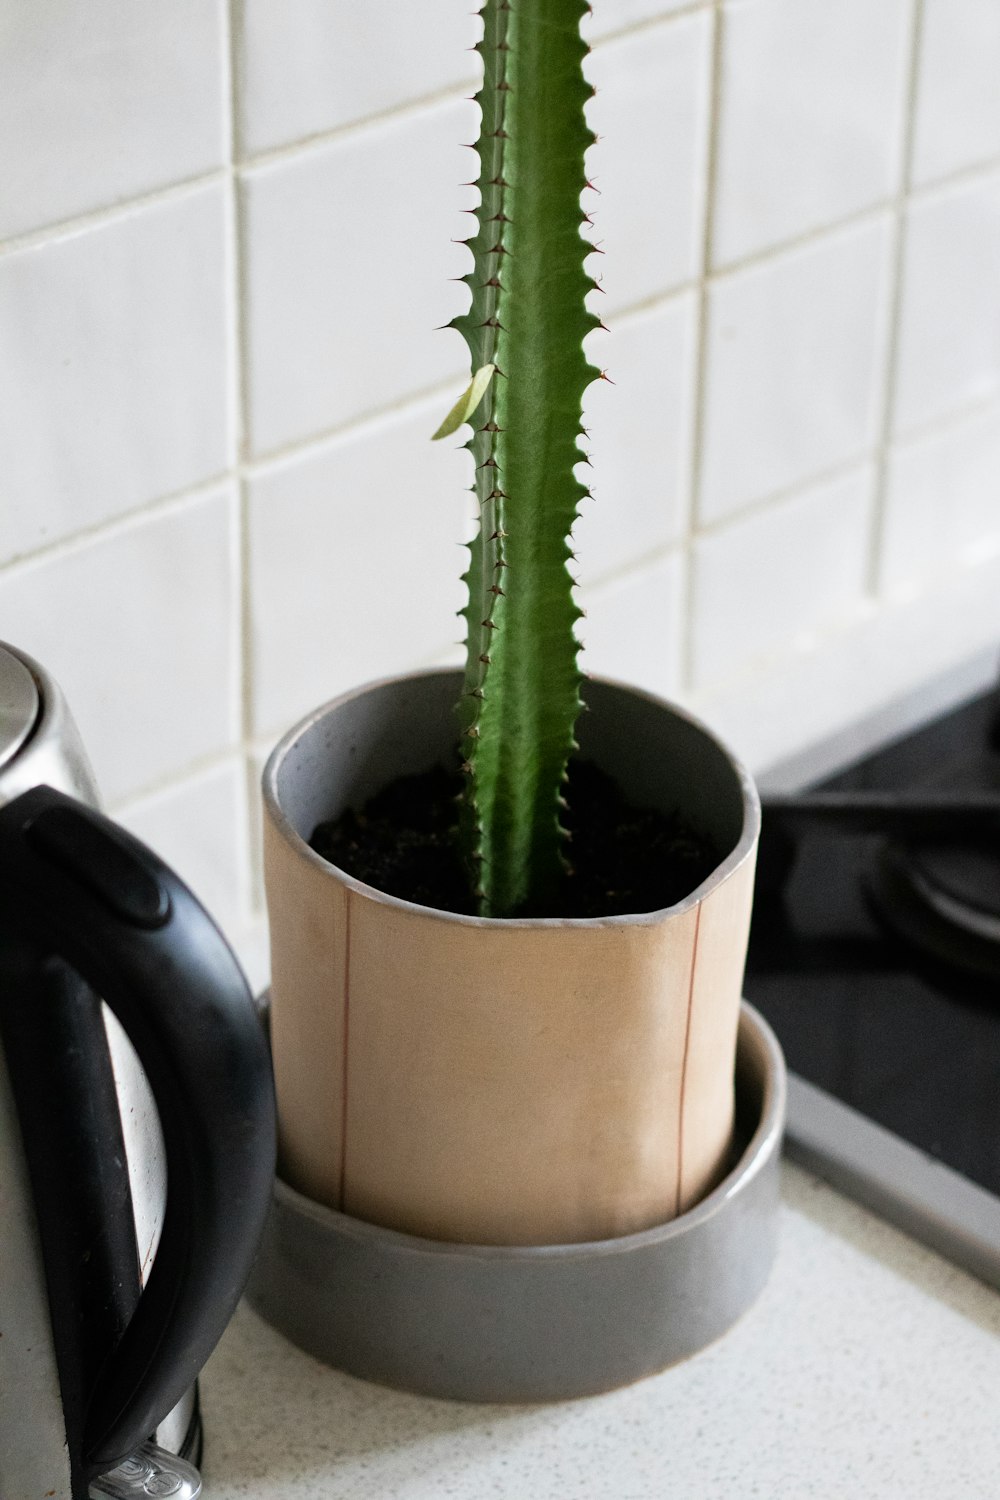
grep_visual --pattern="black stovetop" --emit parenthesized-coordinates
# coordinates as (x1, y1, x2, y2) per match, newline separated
(744, 683, 1000, 1199)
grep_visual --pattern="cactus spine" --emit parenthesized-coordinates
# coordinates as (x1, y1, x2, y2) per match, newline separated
(451, 0, 601, 918)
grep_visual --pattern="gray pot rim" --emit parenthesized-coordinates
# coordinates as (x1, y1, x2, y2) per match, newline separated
(262, 668, 761, 932)
(260, 1000, 784, 1263)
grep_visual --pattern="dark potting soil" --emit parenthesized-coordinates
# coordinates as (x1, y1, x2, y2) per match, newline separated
(309, 760, 720, 919)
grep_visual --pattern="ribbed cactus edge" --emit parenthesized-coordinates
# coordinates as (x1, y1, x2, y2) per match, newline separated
(450, 0, 601, 917)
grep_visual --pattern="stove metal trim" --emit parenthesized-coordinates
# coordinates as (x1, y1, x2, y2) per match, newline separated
(786, 1073, 1000, 1289)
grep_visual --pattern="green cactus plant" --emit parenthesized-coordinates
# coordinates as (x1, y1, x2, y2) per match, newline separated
(438, 0, 602, 918)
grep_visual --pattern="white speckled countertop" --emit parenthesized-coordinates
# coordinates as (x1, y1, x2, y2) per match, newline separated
(200, 1161, 1000, 1499)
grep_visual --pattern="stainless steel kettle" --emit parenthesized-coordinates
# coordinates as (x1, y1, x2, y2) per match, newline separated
(0, 642, 276, 1500)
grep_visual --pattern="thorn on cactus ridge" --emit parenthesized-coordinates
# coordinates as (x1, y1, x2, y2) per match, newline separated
(488, 527, 508, 540)
(480, 277, 504, 289)
(494, 557, 509, 569)
(487, 212, 512, 224)
(465, 726, 481, 738)
(485, 487, 508, 501)
(599, 370, 615, 384)
(477, 456, 499, 470)
(468, 687, 486, 699)
(488, 583, 506, 596)
(479, 653, 492, 664)
(481, 619, 499, 631)
(478, 420, 503, 433)
(460, 760, 473, 774)
(479, 316, 505, 330)
(487, 243, 510, 257)
(489, 128, 510, 140)
(496, 80, 512, 92)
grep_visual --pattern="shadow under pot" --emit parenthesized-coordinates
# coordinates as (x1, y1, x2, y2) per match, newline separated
(250, 669, 784, 1398)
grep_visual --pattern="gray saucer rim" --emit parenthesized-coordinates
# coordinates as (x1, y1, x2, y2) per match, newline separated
(266, 1001, 785, 1260)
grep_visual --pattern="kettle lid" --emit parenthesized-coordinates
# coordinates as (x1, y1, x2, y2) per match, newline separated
(0, 644, 40, 772)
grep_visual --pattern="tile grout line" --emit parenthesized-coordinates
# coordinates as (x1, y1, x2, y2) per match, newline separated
(0, 168, 229, 260)
(0, 473, 236, 577)
(108, 744, 249, 819)
(679, 0, 725, 693)
(865, 0, 925, 599)
(224, 0, 263, 924)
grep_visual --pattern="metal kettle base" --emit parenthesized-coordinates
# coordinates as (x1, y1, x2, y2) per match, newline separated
(248, 1002, 786, 1402)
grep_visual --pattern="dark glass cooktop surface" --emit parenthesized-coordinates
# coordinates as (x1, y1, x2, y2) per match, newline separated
(744, 686, 1000, 1199)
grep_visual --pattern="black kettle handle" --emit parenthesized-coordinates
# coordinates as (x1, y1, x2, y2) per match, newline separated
(0, 785, 275, 1479)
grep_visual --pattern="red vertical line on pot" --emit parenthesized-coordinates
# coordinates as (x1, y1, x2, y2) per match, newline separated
(339, 889, 353, 1213)
(675, 901, 703, 1218)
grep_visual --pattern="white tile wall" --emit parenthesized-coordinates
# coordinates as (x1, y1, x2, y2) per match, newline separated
(912, 0, 1000, 188)
(247, 399, 470, 737)
(0, 488, 237, 805)
(712, 0, 910, 266)
(577, 551, 685, 701)
(881, 403, 1000, 595)
(690, 467, 872, 688)
(236, 0, 480, 158)
(1, 1, 997, 965)
(574, 293, 698, 581)
(0, 186, 232, 565)
(892, 172, 1000, 436)
(585, 0, 696, 42)
(584, 14, 713, 310)
(240, 99, 476, 457)
(698, 218, 893, 523)
(0, 0, 227, 241)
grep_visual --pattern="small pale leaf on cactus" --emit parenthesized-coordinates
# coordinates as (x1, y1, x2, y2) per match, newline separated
(432, 364, 497, 441)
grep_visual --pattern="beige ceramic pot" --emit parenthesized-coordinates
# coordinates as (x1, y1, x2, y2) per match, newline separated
(262, 670, 760, 1247)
